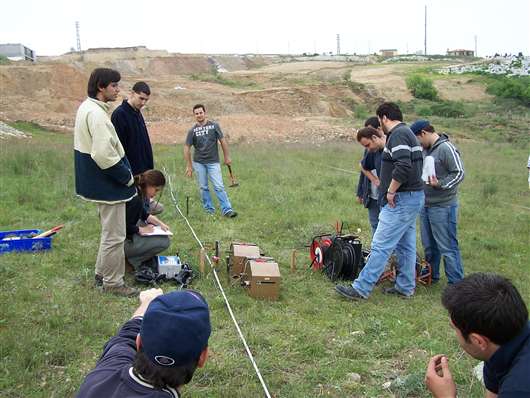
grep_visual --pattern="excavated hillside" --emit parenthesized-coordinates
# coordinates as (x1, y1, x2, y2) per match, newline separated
(0, 48, 491, 143)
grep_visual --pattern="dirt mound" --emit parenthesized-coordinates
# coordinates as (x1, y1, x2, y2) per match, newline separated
(148, 114, 353, 145)
(0, 63, 87, 128)
(0, 50, 492, 143)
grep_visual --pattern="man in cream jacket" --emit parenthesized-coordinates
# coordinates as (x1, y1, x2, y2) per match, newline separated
(74, 68, 138, 297)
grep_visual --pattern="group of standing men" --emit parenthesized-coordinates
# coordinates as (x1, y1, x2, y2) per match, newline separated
(73, 68, 237, 297)
(336, 101, 465, 301)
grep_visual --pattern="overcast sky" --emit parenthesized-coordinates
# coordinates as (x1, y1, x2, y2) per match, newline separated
(2, 0, 529, 57)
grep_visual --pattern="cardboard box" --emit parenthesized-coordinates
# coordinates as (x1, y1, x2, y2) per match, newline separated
(245, 259, 281, 300)
(228, 243, 261, 278)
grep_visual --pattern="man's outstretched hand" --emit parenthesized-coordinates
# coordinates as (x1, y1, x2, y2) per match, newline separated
(425, 355, 457, 398)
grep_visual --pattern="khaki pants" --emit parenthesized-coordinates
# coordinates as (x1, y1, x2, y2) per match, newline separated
(95, 202, 126, 287)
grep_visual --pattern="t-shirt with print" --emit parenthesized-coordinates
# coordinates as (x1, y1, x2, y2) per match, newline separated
(185, 121, 224, 164)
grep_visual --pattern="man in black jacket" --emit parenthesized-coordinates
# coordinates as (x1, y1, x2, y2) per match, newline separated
(112, 82, 163, 215)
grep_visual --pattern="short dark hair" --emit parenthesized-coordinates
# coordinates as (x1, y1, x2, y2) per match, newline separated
(357, 126, 382, 142)
(133, 348, 200, 389)
(364, 116, 380, 129)
(132, 81, 151, 96)
(442, 273, 528, 345)
(376, 102, 403, 122)
(193, 104, 205, 112)
(87, 68, 121, 98)
(422, 125, 435, 133)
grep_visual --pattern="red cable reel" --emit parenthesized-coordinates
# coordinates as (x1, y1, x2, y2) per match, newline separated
(309, 235, 332, 270)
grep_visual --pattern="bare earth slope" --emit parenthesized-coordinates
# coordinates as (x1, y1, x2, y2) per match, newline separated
(0, 49, 491, 143)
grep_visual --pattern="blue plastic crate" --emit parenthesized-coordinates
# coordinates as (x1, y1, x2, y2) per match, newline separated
(0, 229, 52, 254)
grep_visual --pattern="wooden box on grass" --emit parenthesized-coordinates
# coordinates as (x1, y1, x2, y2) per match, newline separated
(244, 259, 281, 300)
(228, 243, 261, 278)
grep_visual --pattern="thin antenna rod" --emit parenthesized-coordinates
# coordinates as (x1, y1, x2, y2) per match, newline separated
(424, 5, 427, 55)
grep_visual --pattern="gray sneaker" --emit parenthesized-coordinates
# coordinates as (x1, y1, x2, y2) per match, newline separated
(224, 210, 238, 218)
(103, 284, 139, 297)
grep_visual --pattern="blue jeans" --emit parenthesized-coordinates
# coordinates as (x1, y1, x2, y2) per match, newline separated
(420, 204, 464, 284)
(353, 191, 425, 298)
(192, 162, 233, 214)
(367, 199, 380, 237)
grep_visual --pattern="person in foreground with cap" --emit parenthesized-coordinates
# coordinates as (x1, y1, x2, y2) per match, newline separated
(77, 289, 211, 398)
(410, 119, 465, 285)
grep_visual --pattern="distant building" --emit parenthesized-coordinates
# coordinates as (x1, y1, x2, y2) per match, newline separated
(0, 43, 36, 61)
(447, 49, 474, 57)
(380, 49, 398, 57)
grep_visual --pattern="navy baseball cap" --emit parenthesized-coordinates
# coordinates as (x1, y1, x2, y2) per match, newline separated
(410, 119, 431, 135)
(140, 290, 211, 367)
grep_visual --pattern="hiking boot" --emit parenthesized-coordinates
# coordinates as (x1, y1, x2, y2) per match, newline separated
(224, 210, 238, 218)
(95, 274, 103, 288)
(382, 287, 412, 299)
(335, 285, 366, 300)
(103, 284, 139, 297)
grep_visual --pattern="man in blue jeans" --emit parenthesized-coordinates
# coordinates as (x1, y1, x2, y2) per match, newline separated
(184, 104, 237, 217)
(336, 102, 424, 300)
(411, 120, 464, 284)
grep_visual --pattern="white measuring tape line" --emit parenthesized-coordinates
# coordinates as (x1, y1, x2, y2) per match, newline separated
(164, 168, 272, 398)
(297, 158, 357, 175)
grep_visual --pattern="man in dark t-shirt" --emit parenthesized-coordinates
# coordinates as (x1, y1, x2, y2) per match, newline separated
(77, 289, 211, 398)
(425, 273, 530, 398)
(184, 104, 237, 217)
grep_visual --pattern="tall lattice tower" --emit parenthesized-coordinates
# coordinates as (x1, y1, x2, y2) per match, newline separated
(336, 34, 340, 55)
(76, 21, 81, 52)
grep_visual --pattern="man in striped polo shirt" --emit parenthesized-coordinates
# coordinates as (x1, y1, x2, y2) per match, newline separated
(336, 102, 424, 300)
(411, 120, 465, 285)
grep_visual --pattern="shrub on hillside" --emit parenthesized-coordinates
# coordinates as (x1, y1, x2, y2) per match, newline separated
(415, 101, 470, 118)
(415, 104, 433, 117)
(406, 74, 439, 100)
(430, 101, 467, 118)
(0, 55, 9, 65)
(486, 76, 530, 106)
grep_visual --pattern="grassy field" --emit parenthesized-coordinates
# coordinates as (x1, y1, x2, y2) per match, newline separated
(0, 120, 529, 397)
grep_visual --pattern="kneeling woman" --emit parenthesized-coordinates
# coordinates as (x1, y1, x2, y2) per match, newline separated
(125, 170, 171, 271)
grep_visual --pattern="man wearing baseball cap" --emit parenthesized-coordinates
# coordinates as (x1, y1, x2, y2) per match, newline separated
(77, 289, 211, 397)
(410, 119, 465, 285)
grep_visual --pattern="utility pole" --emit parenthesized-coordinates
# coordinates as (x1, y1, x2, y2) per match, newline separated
(75, 21, 81, 52)
(336, 34, 340, 55)
(424, 5, 427, 55)
(474, 35, 478, 57)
